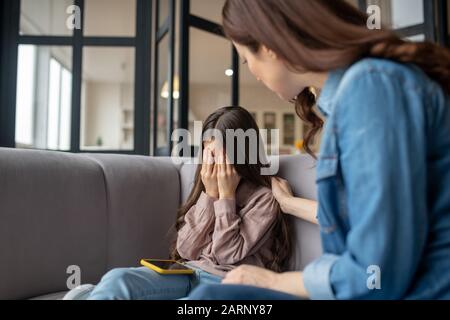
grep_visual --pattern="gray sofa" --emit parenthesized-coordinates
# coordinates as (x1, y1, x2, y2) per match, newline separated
(0, 147, 321, 300)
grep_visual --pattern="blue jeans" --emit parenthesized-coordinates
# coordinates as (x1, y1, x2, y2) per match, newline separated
(188, 284, 301, 300)
(87, 267, 222, 300)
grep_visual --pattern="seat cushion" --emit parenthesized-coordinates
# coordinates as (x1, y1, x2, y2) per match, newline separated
(29, 292, 68, 300)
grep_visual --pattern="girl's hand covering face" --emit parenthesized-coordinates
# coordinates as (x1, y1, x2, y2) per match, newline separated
(216, 150, 241, 200)
(201, 147, 219, 199)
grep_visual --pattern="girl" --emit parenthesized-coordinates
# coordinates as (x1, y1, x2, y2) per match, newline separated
(64, 106, 293, 300)
(189, 0, 450, 300)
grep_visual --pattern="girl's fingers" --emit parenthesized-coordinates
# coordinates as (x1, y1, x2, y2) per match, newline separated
(224, 153, 233, 174)
(207, 149, 215, 174)
(202, 147, 208, 165)
(218, 151, 237, 177)
(217, 151, 225, 172)
(217, 150, 225, 164)
(201, 148, 208, 174)
(219, 162, 226, 174)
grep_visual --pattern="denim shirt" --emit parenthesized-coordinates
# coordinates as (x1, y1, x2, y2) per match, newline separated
(303, 58, 450, 300)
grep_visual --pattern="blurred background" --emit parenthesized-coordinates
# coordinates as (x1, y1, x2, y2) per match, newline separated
(1, 0, 449, 157)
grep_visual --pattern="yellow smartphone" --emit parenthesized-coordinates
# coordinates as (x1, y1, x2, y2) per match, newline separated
(140, 259, 195, 275)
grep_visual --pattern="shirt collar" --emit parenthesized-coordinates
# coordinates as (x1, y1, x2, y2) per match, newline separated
(317, 68, 347, 117)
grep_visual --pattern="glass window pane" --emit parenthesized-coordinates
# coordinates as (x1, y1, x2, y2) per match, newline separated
(189, 28, 232, 148)
(156, 36, 169, 149)
(15, 45, 36, 146)
(47, 59, 62, 150)
(81, 47, 135, 151)
(390, 0, 424, 29)
(84, 0, 136, 37)
(158, 0, 169, 28)
(406, 34, 426, 42)
(15, 45, 73, 150)
(283, 114, 296, 146)
(60, 68, 72, 150)
(20, 0, 74, 36)
(368, 0, 424, 29)
(190, 0, 226, 25)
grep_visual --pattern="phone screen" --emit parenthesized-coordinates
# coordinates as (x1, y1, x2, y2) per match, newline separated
(143, 260, 191, 271)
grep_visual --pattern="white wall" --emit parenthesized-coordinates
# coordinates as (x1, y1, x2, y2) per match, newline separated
(82, 82, 133, 149)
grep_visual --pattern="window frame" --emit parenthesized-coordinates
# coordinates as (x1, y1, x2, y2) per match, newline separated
(7, 0, 153, 155)
(152, 0, 239, 157)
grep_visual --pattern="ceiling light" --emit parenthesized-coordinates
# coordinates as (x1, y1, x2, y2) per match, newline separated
(225, 69, 234, 77)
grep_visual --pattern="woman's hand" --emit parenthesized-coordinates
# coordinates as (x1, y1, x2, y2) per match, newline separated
(272, 177, 318, 224)
(271, 177, 294, 211)
(201, 148, 219, 199)
(222, 265, 278, 289)
(217, 151, 241, 200)
(222, 265, 309, 298)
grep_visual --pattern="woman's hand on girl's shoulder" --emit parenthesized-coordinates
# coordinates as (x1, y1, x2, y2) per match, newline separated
(272, 178, 318, 224)
(271, 177, 294, 210)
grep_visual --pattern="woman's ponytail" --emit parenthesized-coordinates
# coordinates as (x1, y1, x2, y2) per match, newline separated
(294, 87, 324, 158)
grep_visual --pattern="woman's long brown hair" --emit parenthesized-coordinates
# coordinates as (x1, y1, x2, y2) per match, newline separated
(223, 0, 450, 157)
(170, 106, 293, 272)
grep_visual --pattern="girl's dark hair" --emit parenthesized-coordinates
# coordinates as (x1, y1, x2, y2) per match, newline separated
(223, 0, 450, 157)
(170, 106, 293, 272)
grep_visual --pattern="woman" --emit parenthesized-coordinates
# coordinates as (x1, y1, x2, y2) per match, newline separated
(63, 106, 293, 300)
(189, 0, 450, 300)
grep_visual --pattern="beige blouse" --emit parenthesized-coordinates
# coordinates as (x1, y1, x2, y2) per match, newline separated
(176, 181, 279, 277)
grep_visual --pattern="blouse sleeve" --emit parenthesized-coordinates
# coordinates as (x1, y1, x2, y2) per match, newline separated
(176, 192, 216, 260)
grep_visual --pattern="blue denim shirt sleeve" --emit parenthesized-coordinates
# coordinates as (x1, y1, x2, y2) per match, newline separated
(303, 254, 340, 300)
(304, 66, 429, 300)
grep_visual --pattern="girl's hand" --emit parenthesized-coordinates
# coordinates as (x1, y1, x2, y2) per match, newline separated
(271, 178, 294, 211)
(201, 148, 219, 199)
(217, 151, 241, 200)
